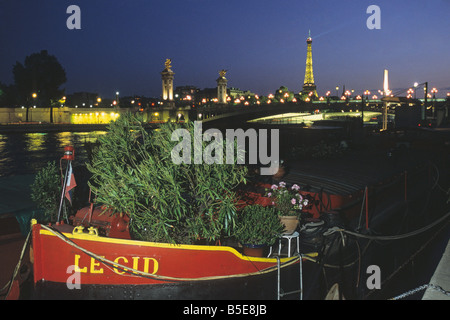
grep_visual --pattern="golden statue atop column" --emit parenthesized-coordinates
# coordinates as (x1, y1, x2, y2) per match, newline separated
(161, 58, 175, 103)
(164, 59, 172, 71)
(219, 69, 227, 78)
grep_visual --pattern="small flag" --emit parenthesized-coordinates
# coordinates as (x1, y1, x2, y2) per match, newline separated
(65, 162, 77, 204)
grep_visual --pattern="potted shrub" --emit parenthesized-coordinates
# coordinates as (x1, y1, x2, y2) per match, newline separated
(234, 205, 284, 257)
(87, 113, 248, 244)
(266, 181, 309, 234)
(31, 161, 65, 223)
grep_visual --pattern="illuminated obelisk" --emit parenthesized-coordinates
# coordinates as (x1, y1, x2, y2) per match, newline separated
(161, 58, 175, 108)
(382, 69, 389, 131)
(383, 69, 390, 96)
(302, 30, 318, 98)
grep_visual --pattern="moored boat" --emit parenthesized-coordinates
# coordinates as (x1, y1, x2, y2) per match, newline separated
(30, 218, 315, 300)
(19, 121, 450, 300)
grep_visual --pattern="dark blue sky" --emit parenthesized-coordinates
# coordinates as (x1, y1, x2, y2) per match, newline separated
(1, 0, 449, 99)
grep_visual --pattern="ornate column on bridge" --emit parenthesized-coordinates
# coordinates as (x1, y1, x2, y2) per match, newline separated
(216, 69, 228, 105)
(161, 58, 175, 108)
(302, 31, 318, 98)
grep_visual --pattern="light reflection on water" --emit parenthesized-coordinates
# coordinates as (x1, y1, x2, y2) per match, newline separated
(0, 131, 106, 177)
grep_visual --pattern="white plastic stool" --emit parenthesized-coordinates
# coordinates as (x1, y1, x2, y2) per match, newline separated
(268, 231, 300, 257)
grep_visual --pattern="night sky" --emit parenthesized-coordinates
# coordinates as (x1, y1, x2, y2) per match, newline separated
(1, 0, 449, 99)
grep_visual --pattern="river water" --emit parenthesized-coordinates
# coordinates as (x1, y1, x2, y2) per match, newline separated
(0, 131, 106, 177)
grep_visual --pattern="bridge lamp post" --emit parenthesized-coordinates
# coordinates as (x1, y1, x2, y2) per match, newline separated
(431, 87, 438, 99)
(345, 90, 351, 106)
(407, 88, 414, 99)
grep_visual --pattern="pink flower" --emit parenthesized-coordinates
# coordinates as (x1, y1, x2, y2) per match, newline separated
(291, 184, 300, 191)
(291, 198, 296, 205)
(271, 184, 278, 190)
(267, 192, 272, 197)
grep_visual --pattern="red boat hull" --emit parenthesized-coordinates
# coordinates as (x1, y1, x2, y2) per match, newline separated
(31, 222, 315, 299)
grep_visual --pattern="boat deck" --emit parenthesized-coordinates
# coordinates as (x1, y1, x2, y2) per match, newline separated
(282, 142, 429, 196)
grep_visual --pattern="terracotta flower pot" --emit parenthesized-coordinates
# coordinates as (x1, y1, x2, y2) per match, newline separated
(279, 216, 299, 234)
(242, 244, 266, 257)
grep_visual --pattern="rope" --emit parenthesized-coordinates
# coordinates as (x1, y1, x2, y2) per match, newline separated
(40, 224, 302, 282)
(324, 210, 450, 241)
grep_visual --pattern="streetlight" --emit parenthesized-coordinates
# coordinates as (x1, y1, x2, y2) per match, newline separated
(414, 82, 419, 99)
(431, 88, 438, 118)
(26, 92, 38, 122)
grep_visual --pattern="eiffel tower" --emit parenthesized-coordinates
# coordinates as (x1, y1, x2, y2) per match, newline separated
(302, 30, 318, 98)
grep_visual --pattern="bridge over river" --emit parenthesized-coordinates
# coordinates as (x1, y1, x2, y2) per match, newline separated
(190, 99, 386, 127)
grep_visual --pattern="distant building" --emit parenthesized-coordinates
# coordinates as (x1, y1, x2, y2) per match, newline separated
(174, 86, 200, 102)
(197, 88, 217, 103)
(66, 92, 99, 107)
(228, 87, 256, 99)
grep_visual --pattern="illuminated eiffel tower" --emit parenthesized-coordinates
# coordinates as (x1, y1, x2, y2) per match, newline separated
(302, 30, 318, 98)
